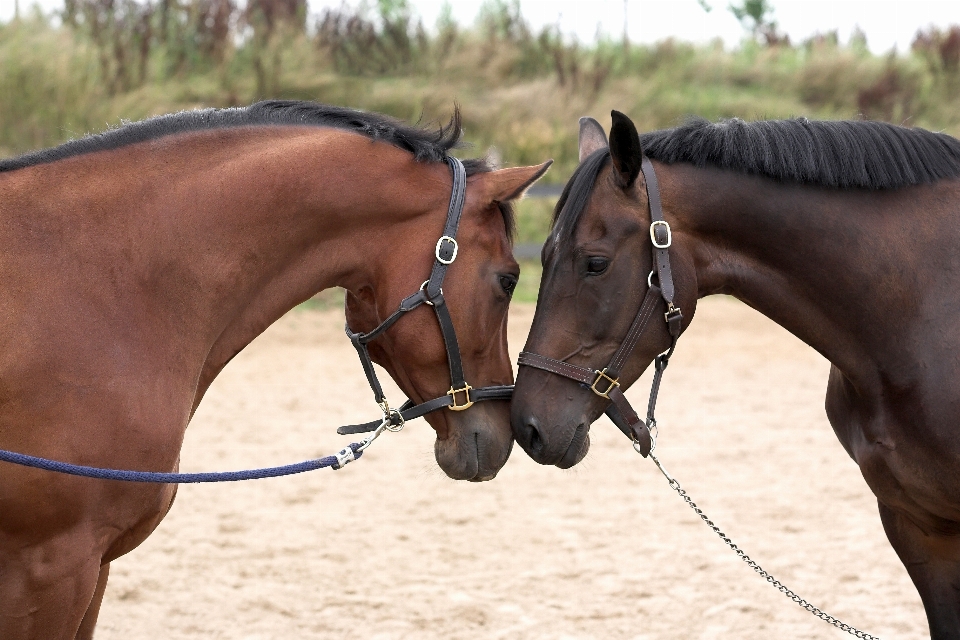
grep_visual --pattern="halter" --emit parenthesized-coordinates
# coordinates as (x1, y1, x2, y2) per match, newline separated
(517, 157, 682, 457)
(338, 156, 514, 436)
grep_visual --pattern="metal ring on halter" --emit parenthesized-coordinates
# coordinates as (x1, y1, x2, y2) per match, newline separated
(384, 408, 405, 432)
(647, 270, 655, 288)
(420, 280, 441, 306)
(634, 422, 658, 454)
(435, 236, 459, 265)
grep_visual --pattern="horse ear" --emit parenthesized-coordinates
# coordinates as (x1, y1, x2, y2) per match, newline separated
(579, 116, 608, 162)
(609, 110, 643, 189)
(484, 160, 553, 202)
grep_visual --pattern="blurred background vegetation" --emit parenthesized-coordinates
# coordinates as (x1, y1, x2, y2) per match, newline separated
(2, 0, 960, 300)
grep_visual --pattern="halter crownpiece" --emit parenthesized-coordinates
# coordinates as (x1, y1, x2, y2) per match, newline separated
(340, 156, 514, 436)
(517, 156, 682, 457)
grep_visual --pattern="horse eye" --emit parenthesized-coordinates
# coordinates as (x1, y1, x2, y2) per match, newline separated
(499, 274, 518, 296)
(586, 257, 609, 275)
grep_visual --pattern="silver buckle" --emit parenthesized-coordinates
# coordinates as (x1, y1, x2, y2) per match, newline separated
(650, 221, 671, 249)
(436, 236, 459, 264)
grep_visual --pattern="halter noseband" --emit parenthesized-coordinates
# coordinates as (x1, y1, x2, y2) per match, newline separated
(517, 157, 683, 457)
(338, 156, 513, 436)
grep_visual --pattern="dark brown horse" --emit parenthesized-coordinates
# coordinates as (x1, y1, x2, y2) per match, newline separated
(512, 110, 960, 637)
(0, 101, 549, 639)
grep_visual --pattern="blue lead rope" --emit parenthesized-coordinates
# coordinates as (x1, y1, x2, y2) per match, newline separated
(0, 441, 365, 483)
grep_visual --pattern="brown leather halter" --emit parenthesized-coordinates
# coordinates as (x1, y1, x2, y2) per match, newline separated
(517, 157, 683, 457)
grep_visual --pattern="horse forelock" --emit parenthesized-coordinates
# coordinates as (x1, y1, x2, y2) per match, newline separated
(549, 148, 611, 248)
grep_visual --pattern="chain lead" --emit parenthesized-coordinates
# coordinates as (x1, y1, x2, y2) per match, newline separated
(646, 451, 880, 640)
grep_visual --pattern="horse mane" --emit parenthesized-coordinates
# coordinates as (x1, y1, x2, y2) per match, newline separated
(1, 100, 514, 239)
(641, 117, 960, 189)
(2, 100, 476, 171)
(552, 117, 960, 241)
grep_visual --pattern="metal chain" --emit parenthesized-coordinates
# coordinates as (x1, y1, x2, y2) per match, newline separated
(645, 448, 880, 640)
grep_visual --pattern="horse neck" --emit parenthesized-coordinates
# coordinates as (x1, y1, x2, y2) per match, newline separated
(41, 127, 445, 373)
(665, 163, 956, 387)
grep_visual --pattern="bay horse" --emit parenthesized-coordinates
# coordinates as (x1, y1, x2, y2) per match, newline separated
(511, 110, 960, 637)
(0, 100, 549, 639)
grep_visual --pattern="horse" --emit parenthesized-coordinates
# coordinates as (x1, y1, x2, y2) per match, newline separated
(0, 100, 549, 639)
(511, 109, 960, 637)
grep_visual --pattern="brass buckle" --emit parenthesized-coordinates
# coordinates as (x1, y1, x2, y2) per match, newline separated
(590, 369, 619, 398)
(447, 384, 474, 411)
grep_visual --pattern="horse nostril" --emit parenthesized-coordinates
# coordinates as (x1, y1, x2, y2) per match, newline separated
(525, 418, 544, 456)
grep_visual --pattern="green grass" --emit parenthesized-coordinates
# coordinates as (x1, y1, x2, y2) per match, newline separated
(4, 6, 960, 301)
(297, 287, 346, 311)
(4, 10, 960, 177)
(514, 259, 542, 303)
(514, 196, 556, 245)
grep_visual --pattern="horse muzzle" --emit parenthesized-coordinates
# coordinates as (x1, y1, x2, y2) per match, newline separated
(512, 410, 591, 468)
(433, 403, 514, 481)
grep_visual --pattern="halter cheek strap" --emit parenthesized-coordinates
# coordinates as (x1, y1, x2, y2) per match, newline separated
(340, 156, 513, 435)
(517, 156, 683, 457)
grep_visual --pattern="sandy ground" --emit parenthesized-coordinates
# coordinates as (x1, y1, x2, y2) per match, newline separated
(95, 298, 928, 639)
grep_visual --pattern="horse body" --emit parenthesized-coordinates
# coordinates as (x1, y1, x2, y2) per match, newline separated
(678, 166, 960, 527)
(513, 112, 960, 636)
(0, 104, 548, 638)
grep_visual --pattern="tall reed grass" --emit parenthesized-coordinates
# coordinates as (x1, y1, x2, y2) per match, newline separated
(2, 1, 959, 184)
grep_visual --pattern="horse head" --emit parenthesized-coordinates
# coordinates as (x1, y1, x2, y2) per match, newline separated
(345, 157, 551, 481)
(511, 111, 697, 467)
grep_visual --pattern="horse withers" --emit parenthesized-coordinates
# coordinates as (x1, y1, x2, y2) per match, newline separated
(511, 110, 960, 637)
(0, 101, 549, 639)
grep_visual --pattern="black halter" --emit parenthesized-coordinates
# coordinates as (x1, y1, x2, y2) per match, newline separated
(517, 157, 683, 457)
(338, 156, 513, 436)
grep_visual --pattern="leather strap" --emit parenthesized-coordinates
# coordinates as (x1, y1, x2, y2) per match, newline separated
(608, 387, 652, 456)
(604, 284, 662, 379)
(425, 157, 467, 299)
(642, 156, 674, 308)
(430, 292, 467, 389)
(337, 385, 515, 435)
(516, 351, 595, 385)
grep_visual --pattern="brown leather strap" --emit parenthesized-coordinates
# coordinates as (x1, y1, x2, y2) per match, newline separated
(605, 284, 662, 379)
(517, 351, 595, 385)
(642, 157, 675, 308)
(608, 386, 652, 456)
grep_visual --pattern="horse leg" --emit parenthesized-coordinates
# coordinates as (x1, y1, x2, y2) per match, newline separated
(879, 501, 960, 639)
(0, 535, 103, 640)
(75, 563, 109, 640)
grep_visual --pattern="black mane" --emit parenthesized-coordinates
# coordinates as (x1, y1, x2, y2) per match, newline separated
(1, 100, 514, 238)
(552, 117, 960, 240)
(641, 117, 960, 189)
(0, 100, 482, 173)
